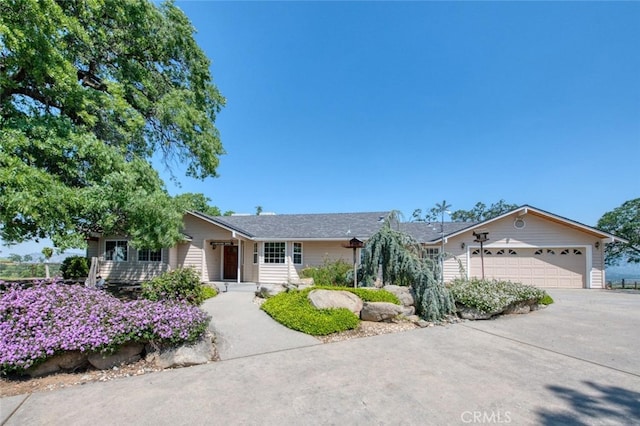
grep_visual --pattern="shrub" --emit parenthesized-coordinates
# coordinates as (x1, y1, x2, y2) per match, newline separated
(449, 278, 546, 314)
(313, 285, 400, 304)
(300, 258, 353, 286)
(538, 293, 554, 305)
(261, 288, 359, 335)
(201, 285, 218, 301)
(0, 279, 210, 374)
(141, 267, 204, 305)
(60, 256, 89, 279)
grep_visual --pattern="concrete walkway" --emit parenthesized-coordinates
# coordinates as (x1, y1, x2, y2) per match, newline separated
(2, 289, 639, 425)
(201, 283, 320, 360)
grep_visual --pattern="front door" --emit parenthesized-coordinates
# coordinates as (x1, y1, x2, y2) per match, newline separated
(223, 245, 238, 280)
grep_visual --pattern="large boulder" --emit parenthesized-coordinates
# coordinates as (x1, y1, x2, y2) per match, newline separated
(360, 302, 404, 322)
(256, 284, 287, 298)
(26, 351, 88, 378)
(88, 343, 144, 370)
(456, 306, 496, 320)
(147, 333, 216, 369)
(383, 285, 415, 307)
(308, 289, 363, 315)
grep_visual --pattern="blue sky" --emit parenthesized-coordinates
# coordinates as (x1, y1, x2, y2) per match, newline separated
(2, 1, 639, 256)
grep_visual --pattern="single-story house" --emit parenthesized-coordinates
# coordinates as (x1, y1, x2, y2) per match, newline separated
(87, 205, 625, 289)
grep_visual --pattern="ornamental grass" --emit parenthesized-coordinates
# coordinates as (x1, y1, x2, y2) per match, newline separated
(0, 279, 210, 374)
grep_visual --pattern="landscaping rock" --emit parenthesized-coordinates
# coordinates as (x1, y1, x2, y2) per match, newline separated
(26, 351, 88, 378)
(147, 333, 216, 369)
(383, 285, 415, 307)
(360, 302, 404, 322)
(255, 284, 287, 298)
(457, 306, 496, 320)
(400, 305, 416, 316)
(88, 343, 144, 370)
(504, 302, 532, 315)
(308, 290, 363, 315)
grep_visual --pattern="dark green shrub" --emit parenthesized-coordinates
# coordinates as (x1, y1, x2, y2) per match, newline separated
(300, 258, 353, 286)
(538, 293, 554, 305)
(141, 267, 204, 305)
(449, 278, 546, 314)
(261, 288, 359, 335)
(313, 285, 400, 304)
(60, 256, 89, 279)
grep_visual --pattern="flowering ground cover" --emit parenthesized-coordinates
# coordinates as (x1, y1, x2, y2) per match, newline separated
(0, 279, 210, 374)
(448, 278, 549, 314)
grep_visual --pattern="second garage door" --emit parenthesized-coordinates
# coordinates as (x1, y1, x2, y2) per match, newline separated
(469, 247, 585, 288)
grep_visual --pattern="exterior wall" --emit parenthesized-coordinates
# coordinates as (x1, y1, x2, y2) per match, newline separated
(440, 212, 604, 288)
(95, 236, 171, 281)
(254, 241, 353, 284)
(181, 214, 235, 281)
(86, 240, 100, 259)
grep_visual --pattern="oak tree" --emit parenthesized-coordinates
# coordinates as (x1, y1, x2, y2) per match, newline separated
(0, 0, 225, 250)
(597, 198, 640, 265)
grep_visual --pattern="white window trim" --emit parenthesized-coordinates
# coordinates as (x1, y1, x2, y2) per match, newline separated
(253, 243, 258, 265)
(137, 248, 162, 263)
(105, 240, 128, 262)
(263, 241, 287, 264)
(293, 242, 303, 265)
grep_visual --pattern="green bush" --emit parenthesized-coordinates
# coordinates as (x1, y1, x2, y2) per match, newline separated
(201, 285, 218, 301)
(300, 258, 353, 286)
(141, 267, 204, 305)
(60, 256, 89, 279)
(261, 288, 360, 335)
(449, 278, 546, 314)
(313, 285, 400, 304)
(538, 293, 554, 305)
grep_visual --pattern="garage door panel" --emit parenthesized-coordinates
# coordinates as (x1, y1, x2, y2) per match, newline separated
(470, 247, 585, 288)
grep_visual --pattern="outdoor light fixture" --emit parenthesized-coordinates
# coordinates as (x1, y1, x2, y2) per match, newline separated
(595, 241, 600, 249)
(460, 242, 466, 250)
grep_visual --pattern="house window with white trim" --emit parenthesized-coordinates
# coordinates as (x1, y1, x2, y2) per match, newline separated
(293, 243, 303, 265)
(264, 242, 286, 264)
(423, 248, 439, 259)
(253, 243, 258, 264)
(105, 240, 128, 261)
(138, 248, 161, 262)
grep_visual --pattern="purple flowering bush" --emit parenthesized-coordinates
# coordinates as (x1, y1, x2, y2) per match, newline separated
(0, 279, 210, 374)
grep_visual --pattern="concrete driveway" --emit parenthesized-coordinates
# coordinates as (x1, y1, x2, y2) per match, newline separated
(2, 289, 639, 425)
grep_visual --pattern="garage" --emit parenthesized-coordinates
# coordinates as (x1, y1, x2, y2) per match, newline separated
(469, 247, 586, 288)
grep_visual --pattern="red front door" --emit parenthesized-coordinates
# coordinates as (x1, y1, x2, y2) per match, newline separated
(223, 245, 238, 280)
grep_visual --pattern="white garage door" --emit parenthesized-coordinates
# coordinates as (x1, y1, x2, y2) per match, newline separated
(470, 247, 585, 288)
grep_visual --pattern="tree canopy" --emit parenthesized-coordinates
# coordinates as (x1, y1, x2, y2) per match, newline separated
(597, 198, 640, 265)
(175, 193, 233, 217)
(0, 0, 225, 250)
(414, 200, 518, 223)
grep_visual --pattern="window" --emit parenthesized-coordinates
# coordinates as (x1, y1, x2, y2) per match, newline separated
(472, 249, 480, 255)
(534, 249, 543, 255)
(509, 249, 517, 255)
(253, 243, 258, 264)
(423, 248, 439, 259)
(496, 249, 505, 255)
(484, 250, 492, 255)
(560, 249, 570, 255)
(138, 248, 161, 262)
(293, 243, 303, 264)
(547, 249, 555, 255)
(573, 249, 583, 255)
(264, 242, 286, 264)
(105, 240, 128, 261)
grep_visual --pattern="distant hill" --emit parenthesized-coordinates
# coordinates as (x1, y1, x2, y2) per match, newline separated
(606, 262, 640, 282)
(1, 250, 85, 264)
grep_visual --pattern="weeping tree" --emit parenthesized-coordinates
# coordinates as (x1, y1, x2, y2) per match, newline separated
(360, 213, 455, 321)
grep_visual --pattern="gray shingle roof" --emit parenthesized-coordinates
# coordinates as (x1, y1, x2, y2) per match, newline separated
(400, 221, 478, 243)
(202, 212, 391, 239)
